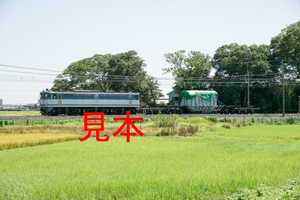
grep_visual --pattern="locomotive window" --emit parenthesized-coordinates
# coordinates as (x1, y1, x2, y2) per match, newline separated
(45, 94, 49, 98)
(133, 95, 139, 100)
(51, 94, 53, 99)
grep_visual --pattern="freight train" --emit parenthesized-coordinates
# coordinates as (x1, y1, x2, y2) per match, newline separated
(39, 89, 256, 115)
(39, 90, 140, 116)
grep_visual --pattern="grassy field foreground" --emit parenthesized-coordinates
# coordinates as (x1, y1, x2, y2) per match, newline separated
(0, 125, 300, 199)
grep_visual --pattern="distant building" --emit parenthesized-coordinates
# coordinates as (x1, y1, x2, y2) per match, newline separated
(0, 99, 2, 107)
(166, 91, 179, 105)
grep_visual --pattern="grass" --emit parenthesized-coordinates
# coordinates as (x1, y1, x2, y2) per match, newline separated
(0, 111, 41, 116)
(0, 124, 300, 199)
(196, 124, 300, 142)
(1, 115, 300, 199)
(0, 133, 81, 150)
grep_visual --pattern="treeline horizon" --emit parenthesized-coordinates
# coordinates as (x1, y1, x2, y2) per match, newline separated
(51, 21, 300, 113)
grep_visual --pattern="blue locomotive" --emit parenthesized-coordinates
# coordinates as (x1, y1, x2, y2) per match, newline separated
(39, 90, 140, 115)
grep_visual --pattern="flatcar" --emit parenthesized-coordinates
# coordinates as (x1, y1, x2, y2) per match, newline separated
(39, 90, 139, 116)
(144, 90, 257, 114)
(180, 90, 256, 114)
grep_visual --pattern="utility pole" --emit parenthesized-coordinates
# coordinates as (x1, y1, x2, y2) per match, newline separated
(282, 60, 285, 117)
(247, 63, 250, 109)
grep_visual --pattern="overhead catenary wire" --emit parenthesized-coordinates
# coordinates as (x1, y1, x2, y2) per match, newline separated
(0, 59, 299, 87)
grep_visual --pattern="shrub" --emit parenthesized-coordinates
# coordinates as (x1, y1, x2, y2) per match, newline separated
(227, 175, 300, 199)
(179, 124, 198, 136)
(157, 127, 177, 136)
(274, 118, 283, 125)
(234, 120, 247, 127)
(222, 124, 231, 129)
(286, 117, 298, 125)
(219, 117, 232, 123)
(205, 116, 217, 123)
(154, 114, 179, 127)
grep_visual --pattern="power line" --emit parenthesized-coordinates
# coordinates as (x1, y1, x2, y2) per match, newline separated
(0, 64, 63, 73)
(0, 69, 58, 76)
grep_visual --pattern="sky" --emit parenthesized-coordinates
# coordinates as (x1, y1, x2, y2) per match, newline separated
(0, 0, 299, 105)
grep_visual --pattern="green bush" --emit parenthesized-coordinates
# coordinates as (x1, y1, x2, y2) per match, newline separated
(154, 114, 179, 127)
(219, 117, 231, 123)
(285, 117, 298, 125)
(222, 124, 231, 129)
(205, 116, 217, 123)
(251, 116, 255, 123)
(227, 174, 300, 199)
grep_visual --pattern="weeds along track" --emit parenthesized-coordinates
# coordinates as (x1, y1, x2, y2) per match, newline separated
(0, 113, 300, 121)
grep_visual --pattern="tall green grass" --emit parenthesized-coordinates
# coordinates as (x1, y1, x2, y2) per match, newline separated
(1, 125, 300, 199)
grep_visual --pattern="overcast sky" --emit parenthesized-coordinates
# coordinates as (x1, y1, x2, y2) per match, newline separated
(0, 0, 299, 105)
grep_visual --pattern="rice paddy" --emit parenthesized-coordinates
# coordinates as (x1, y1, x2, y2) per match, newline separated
(0, 119, 300, 199)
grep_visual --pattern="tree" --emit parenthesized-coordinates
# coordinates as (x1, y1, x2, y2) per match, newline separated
(212, 43, 272, 108)
(51, 50, 163, 105)
(52, 53, 112, 91)
(269, 21, 300, 113)
(212, 43, 271, 76)
(139, 75, 163, 106)
(163, 50, 212, 96)
(270, 21, 300, 76)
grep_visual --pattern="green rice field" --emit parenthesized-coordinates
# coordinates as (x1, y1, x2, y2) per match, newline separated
(0, 111, 41, 116)
(0, 124, 300, 199)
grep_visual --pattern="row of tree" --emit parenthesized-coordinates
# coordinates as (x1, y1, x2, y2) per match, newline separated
(163, 21, 300, 113)
(51, 21, 300, 113)
(51, 50, 163, 106)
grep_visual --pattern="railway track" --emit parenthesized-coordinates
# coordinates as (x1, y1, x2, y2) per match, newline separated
(0, 113, 299, 121)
